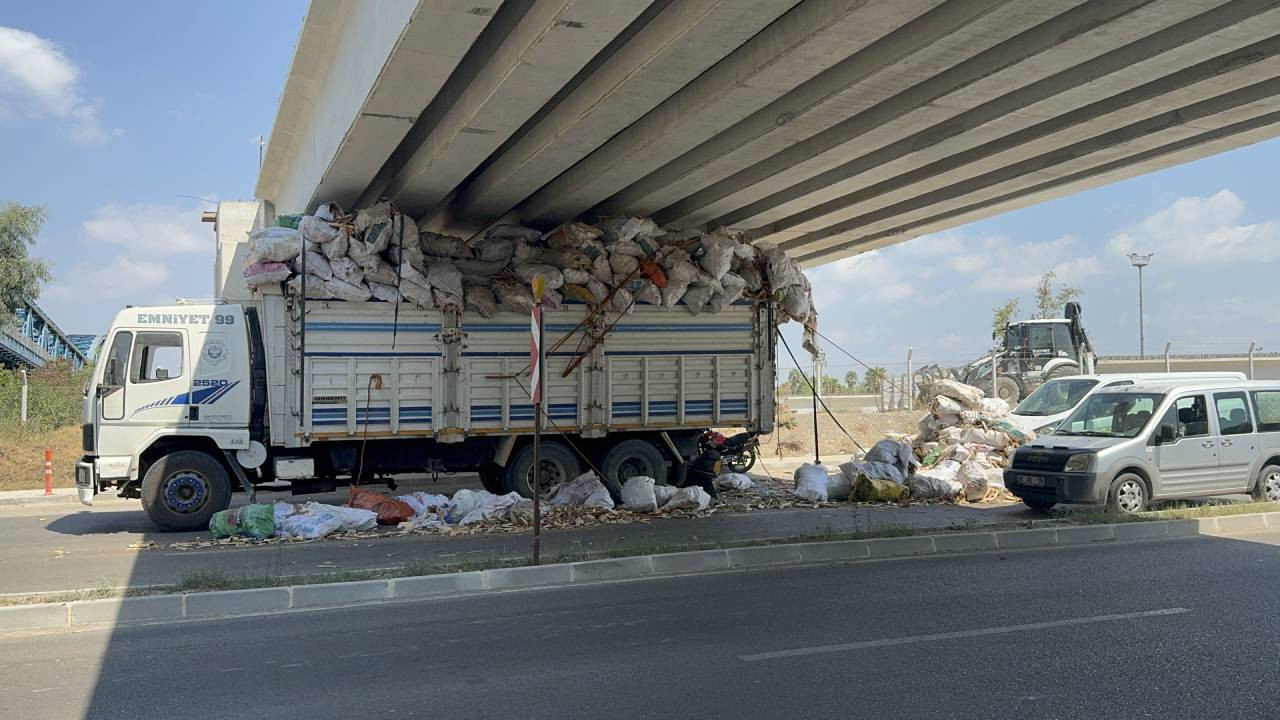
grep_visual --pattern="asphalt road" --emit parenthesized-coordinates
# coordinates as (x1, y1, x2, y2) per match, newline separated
(4, 530, 1280, 719)
(0, 476, 1031, 595)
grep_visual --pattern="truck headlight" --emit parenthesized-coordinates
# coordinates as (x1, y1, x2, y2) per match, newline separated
(1063, 453, 1093, 472)
(1033, 422, 1060, 435)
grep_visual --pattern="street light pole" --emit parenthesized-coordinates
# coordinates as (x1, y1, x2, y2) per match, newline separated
(1128, 253, 1153, 356)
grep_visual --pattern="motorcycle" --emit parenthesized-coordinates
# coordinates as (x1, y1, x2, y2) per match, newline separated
(699, 430, 760, 474)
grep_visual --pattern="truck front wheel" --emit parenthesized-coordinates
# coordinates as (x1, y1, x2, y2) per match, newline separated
(141, 450, 233, 532)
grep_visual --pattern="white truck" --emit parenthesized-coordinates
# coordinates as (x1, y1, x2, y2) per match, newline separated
(77, 286, 776, 530)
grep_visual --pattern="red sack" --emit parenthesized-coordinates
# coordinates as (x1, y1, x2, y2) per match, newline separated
(347, 486, 415, 525)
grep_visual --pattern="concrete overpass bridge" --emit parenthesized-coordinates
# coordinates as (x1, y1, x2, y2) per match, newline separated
(0, 301, 91, 370)
(256, 0, 1280, 267)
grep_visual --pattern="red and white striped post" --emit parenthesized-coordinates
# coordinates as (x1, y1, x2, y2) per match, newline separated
(43, 449, 53, 496)
(530, 275, 545, 565)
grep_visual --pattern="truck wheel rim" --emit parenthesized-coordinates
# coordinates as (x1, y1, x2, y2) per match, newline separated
(618, 457, 652, 481)
(163, 472, 209, 514)
(1264, 471, 1280, 502)
(1116, 478, 1144, 513)
(527, 459, 566, 494)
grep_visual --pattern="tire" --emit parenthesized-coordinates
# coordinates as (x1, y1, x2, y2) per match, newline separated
(1251, 464, 1280, 503)
(1044, 364, 1079, 381)
(601, 439, 669, 499)
(478, 466, 505, 495)
(726, 447, 757, 474)
(1022, 498, 1056, 512)
(993, 376, 1021, 405)
(1107, 472, 1148, 514)
(141, 450, 233, 532)
(502, 441, 581, 498)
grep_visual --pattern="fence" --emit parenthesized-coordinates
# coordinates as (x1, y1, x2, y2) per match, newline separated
(0, 363, 89, 436)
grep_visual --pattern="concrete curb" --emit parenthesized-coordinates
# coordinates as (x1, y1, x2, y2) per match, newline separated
(0, 492, 80, 508)
(5, 510, 1280, 634)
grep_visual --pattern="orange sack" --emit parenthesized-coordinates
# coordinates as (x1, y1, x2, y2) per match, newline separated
(347, 486, 415, 525)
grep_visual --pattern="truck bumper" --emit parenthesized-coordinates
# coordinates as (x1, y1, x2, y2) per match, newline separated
(75, 458, 95, 507)
(1004, 469, 1103, 506)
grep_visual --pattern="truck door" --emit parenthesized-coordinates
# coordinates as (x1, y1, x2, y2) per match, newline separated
(1152, 394, 1217, 496)
(125, 330, 190, 426)
(1212, 391, 1256, 492)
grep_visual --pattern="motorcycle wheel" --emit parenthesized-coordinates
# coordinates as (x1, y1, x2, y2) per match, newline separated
(726, 447, 757, 474)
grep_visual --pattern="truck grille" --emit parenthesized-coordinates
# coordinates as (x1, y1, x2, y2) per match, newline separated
(1011, 446, 1070, 472)
(82, 424, 94, 453)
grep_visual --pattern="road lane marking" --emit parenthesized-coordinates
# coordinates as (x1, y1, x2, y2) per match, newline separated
(739, 607, 1191, 661)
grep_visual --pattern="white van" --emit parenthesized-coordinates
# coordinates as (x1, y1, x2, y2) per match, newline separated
(1007, 372, 1247, 436)
(1006, 380, 1280, 513)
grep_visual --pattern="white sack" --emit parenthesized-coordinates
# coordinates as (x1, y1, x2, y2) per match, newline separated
(243, 262, 291, 287)
(247, 226, 302, 264)
(793, 463, 829, 502)
(620, 476, 658, 513)
(465, 286, 498, 318)
(324, 278, 372, 302)
(395, 492, 450, 518)
(908, 474, 963, 501)
(653, 484, 678, 506)
(273, 502, 377, 539)
(661, 486, 711, 513)
(980, 397, 1011, 416)
(547, 472, 615, 510)
(716, 473, 753, 491)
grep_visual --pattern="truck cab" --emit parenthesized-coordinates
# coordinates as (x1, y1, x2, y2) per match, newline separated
(78, 304, 254, 529)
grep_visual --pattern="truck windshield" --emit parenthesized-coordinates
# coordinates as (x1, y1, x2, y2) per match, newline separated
(1058, 392, 1164, 438)
(1014, 378, 1098, 416)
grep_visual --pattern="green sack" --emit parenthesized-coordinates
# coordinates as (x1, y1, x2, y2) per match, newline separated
(991, 419, 1031, 444)
(852, 474, 907, 503)
(276, 214, 302, 229)
(209, 503, 275, 539)
(921, 447, 944, 466)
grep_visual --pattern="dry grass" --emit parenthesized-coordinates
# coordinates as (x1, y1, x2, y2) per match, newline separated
(0, 425, 81, 491)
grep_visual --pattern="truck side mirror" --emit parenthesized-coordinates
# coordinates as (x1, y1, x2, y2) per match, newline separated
(105, 358, 119, 387)
(155, 368, 169, 380)
(1156, 423, 1176, 445)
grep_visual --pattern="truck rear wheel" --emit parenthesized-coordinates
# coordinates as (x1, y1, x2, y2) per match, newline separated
(601, 439, 668, 499)
(141, 450, 232, 532)
(503, 441, 581, 498)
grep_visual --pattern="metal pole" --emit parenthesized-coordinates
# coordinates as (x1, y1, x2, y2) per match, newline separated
(990, 352, 998, 400)
(1248, 341, 1256, 379)
(1164, 340, 1172, 372)
(906, 348, 914, 412)
(19, 368, 27, 426)
(531, 278, 545, 566)
(1137, 264, 1145, 357)
(810, 363, 820, 465)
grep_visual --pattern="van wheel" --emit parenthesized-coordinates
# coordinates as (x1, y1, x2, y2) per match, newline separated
(1107, 473, 1148, 514)
(502, 441, 580, 498)
(1022, 498, 1055, 513)
(601, 439, 668, 499)
(1251, 464, 1280, 503)
(141, 451, 233, 532)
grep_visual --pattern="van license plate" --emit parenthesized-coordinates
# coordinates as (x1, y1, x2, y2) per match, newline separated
(1017, 475, 1047, 487)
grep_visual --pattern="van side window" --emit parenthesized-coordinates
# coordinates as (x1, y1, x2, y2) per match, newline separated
(1214, 392, 1252, 435)
(1160, 395, 1209, 439)
(130, 332, 184, 383)
(1253, 391, 1280, 433)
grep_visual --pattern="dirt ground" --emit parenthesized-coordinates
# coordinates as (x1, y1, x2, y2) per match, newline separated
(739, 407, 920, 459)
(0, 426, 80, 491)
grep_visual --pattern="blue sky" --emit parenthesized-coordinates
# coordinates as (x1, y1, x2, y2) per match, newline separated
(2, 3, 1278, 377)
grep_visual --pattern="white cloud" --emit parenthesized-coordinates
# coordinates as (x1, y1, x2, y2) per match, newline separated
(1106, 189, 1280, 264)
(806, 250, 914, 308)
(0, 25, 120, 143)
(951, 233, 1102, 292)
(83, 203, 209, 256)
(45, 255, 171, 303)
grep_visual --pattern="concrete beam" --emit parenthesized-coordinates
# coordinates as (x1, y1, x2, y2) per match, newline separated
(447, 0, 798, 225)
(358, 0, 649, 216)
(649, 0, 1163, 227)
(728, 0, 1280, 237)
(304, 1, 502, 212)
(255, 0, 421, 214)
(579, 0, 1017, 222)
(797, 100, 1280, 265)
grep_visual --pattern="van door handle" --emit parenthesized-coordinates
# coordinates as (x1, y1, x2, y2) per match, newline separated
(1201, 440, 1215, 448)
(1220, 439, 1233, 447)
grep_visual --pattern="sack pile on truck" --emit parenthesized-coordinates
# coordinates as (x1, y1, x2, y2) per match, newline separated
(240, 200, 816, 329)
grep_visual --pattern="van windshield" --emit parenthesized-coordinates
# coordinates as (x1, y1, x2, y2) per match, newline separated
(1058, 392, 1164, 438)
(1015, 378, 1098, 416)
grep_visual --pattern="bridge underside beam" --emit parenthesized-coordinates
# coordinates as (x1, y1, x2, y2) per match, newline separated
(257, 0, 1280, 265)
